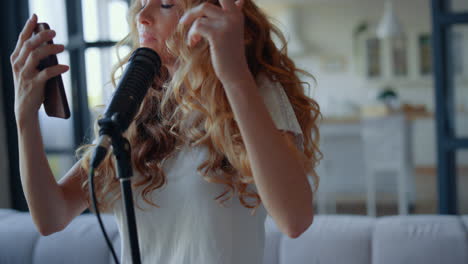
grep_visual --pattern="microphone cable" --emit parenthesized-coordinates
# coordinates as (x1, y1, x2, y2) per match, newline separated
(89, 166, 120, 264)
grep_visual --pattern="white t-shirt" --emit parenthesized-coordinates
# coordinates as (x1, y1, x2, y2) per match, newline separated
(106, 72, 304, 264)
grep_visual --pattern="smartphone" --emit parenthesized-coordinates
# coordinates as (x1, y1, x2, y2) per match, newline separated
(33, 22, 70, 119)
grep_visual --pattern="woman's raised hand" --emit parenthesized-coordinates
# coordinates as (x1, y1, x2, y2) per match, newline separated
(10, 14, 69, 124)
(178, 0, 248, 86)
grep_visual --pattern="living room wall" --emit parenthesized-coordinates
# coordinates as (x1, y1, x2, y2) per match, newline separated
(260, 0, 468, 168)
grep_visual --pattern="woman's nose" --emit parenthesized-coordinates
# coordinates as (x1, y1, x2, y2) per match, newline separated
(138, 7, 155, 25)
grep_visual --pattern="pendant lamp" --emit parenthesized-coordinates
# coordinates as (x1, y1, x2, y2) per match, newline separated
(376, 0, 404, 39)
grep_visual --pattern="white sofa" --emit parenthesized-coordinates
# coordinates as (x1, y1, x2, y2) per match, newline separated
(0, 208, 467, 264)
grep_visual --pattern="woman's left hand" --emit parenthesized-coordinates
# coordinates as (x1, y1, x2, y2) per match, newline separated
(178, 0, 250, 85)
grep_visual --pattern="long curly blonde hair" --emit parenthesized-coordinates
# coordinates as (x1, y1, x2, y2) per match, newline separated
(76, 0, 322, 216)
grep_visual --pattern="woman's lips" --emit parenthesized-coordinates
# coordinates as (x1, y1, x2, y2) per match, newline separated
(139, 33, 156, 44)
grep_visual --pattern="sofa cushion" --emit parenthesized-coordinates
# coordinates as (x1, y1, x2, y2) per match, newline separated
(263, 216, 283, 264)
(373, 215, 468, 264)
(0, 208, 16, 218)
(0, 210, 120, 264)
(279, 215, 375, 264)
(33, 213, 120, 264)
(462, 215, 468, 234)
(2, 208, 467, 264)
(0, 211, 42, 264)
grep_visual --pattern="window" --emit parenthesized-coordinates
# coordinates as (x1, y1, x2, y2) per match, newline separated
(28, 0, 130, 181)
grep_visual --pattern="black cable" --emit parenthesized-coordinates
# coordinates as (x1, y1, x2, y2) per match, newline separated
(89, 166, 120, 264)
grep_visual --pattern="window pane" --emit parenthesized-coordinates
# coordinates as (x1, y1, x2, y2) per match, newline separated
(456, 150, 468, 214)
(391, 36, 408, 77)
(451, 0, 468, 12)
(85, 45, 132, 130)
(29, 1, 74, 150)
(38, 108, 75, 149)
(28, 0, 68, 45)
(82, 0, 130, 42)
(450, 25, 468, 138)
(419, 34, 433, 76)
(366, 37, 381, 78)
(38, 51, 75, 150)
(46, 154, 76, 181)
(85, 48, 104, 109)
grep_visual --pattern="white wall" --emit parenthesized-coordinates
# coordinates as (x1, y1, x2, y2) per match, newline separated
(261, 0, 434, 112)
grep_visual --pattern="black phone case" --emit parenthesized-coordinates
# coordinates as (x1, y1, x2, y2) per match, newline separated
(33, 22, 70, 119)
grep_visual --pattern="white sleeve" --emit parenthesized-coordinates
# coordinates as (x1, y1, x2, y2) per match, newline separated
(256, 73, 304, 152)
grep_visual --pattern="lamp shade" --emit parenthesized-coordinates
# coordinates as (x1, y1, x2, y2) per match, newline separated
(376, 0, 404, 39)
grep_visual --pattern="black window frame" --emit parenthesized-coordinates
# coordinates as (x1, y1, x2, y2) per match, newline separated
(431, 0, 468, 214)
(1, 0, 30, 211)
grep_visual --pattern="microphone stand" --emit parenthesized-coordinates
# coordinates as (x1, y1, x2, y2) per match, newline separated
(98, 115, 141, 264)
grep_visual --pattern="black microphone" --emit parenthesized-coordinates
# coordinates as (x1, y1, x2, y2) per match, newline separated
(91, 47, 162, 168)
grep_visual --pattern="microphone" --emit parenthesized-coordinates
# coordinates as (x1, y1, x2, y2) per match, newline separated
(91, 47, 162, 168)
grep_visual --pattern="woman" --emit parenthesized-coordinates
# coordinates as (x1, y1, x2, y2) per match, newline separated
(11, 0, 321, 263)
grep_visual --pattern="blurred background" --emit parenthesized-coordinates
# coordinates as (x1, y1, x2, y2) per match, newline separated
(0, 0, 467, 216)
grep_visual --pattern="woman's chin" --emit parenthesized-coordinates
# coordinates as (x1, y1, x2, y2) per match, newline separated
(139, 44, 158, 52)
